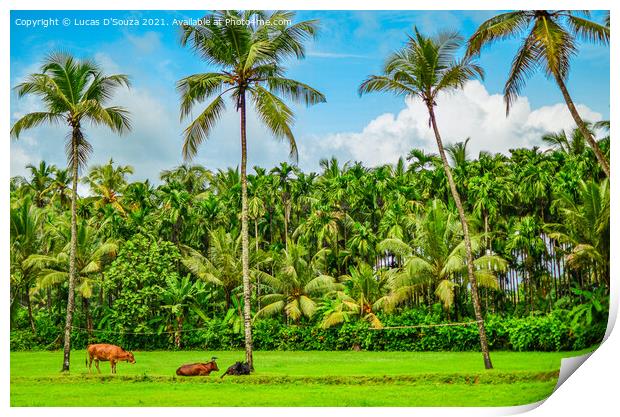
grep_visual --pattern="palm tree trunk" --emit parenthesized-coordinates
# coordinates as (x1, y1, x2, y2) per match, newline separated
(483, 211, 489, 253)
(83, 296, 93, 341)
(427, 104, 493, 370)
(554, 75, 610, 177)
(62, 126, 80, 372)
(283, 200, 289, 251)
(255, 220, 259, 252)
(175, 316, 183, 349)
(239, 91, 254, 371)
(26, 289, 36, 333)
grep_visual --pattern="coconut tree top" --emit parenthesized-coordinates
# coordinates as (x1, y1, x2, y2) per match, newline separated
(177, 10, 326, 160)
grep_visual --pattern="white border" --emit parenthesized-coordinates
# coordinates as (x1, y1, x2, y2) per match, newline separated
(2, 1, 617, 416)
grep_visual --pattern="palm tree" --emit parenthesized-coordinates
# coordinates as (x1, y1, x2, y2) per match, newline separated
(467, 11, 610, 177)
(10, 52, 131, 371)
(359, 28, 494, 369)
(182, 228, 247, 309)
(542, 124, 595, 156)
(378, 200, 506, 317)
(44, 167, 73, 209)
(446, 138, 471, 168)
(548, 179, 610, 288)
(321, 262, 391, 329)
(10, 196, 43, 332)
(84, 159, 134, 215)
(177, 10, 326, 370)
(270, 162, 297, 250)
(26, 218, 119, 338)
(160, 164, 212, 195)
(158, 274, 208, 349)
(254, 242, 339, 322)
(24, 161, 55, 207)
(506, 216, 547, 312)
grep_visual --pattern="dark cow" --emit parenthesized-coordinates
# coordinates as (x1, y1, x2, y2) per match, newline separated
(220, 361, 251, 378)
(176, 358, 219, 376)
(86, 343, 136, 374)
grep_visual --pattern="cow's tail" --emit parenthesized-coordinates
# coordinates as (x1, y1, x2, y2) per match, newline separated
(85, 349, 88, 367)
(220, 371, 227, 379)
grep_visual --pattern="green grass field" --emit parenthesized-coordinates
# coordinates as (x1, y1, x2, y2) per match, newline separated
(10, 349, 594, 407)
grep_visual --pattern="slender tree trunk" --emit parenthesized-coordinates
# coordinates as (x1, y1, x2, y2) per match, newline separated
(62, 126, 80, 372)
(254, 219, 261, 309)
(483, 211, 489, 253)
(26, 289, 36, 333)
(255, 220, 259, 252)
(554, 75, 610, 177)
(427, 104, 493, 370)
(83, 296, 93, 341)
(283, 200, 290, 251)
(175, 316, 183, 349)
(239, 91, 254, 371)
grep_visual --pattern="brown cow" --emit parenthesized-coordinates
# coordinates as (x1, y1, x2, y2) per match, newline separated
(176, 358, 219, 376)
(86, 343, 136, 374)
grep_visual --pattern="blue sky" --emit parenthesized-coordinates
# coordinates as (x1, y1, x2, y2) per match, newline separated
(10, 10, 610, 183)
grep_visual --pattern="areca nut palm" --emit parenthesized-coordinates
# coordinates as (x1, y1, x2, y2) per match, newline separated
(10, 52, 131, 372)
(359, 28, 494, 369)
(177, 10, 326, 370)
(466, 10, 610, 177)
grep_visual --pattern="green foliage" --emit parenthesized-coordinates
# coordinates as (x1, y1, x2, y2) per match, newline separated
(100, 234, 184, 349)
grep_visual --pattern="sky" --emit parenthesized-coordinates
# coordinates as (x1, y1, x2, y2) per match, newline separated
(10, 10, 610, 184)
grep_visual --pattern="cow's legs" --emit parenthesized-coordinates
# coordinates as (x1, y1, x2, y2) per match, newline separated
(111, 360, 116, 374)
(87, 356, 93, 373)
(95, 359, 101, 374)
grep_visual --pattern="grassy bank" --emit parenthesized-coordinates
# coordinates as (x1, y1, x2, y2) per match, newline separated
(10, 349, 594, 406)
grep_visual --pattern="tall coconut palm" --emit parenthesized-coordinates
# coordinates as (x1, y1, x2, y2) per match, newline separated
(10, 52, 131, 371)
(359, 28, 494, 369)
(466, 11, 610, 177)
(177, 10, 326, 370)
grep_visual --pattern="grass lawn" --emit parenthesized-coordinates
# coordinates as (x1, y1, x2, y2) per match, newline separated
(10, 349, 594, 407)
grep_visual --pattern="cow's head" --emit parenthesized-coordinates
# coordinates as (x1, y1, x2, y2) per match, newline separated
(126, 352, 136, 364)
(209, 359, 219, 372)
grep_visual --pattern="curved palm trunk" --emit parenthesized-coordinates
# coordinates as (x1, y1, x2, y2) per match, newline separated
(239, 91, 254, 371)
(554, 75, 610, 178)
(427, 104, 493, 370)
(62, 126, 80, 372)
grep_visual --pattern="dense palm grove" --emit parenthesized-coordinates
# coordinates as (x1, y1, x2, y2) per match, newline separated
(10, 133, 609, 351)
(9, 10, 610, 366)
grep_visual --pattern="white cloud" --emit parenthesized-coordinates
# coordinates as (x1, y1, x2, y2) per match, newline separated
(125, 32, 162, 55)
(305, 80, 602, 168)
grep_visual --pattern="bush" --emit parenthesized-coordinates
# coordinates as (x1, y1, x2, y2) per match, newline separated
(11, 307, 603, 352)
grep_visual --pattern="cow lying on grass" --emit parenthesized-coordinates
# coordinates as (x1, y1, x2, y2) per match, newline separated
(220, 361, 251, 378)
(176, 358, 219, 376)
(86, 343, 135, 374)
